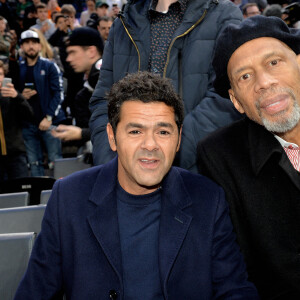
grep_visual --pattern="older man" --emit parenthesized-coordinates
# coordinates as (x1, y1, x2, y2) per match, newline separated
(15, 72, 258, 299)
(197, 16, 300, 299)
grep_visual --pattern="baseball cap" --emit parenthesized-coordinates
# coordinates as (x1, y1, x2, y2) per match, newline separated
(96, 1, 109, 8)
(20, 30, 40, 44)
(65, 27, 104, 53)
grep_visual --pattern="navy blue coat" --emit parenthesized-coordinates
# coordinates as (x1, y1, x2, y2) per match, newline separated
(15, 158, 258, 299)
(19, 56, 65, 124)
(89, 0, 243, 169)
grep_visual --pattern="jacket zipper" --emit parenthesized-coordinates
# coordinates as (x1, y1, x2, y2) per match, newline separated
(163, 9, 207, 78)
(120, 16, 141, 71)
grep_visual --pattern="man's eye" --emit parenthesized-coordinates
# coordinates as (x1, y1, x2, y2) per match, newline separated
(129, 130, 140, 134)
(159, 130, 170, 135)
(240, 73, 250, 81)
(270, 60, 278, 66)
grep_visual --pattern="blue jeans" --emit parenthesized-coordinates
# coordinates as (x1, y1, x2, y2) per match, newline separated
(22, 124, 62, 176)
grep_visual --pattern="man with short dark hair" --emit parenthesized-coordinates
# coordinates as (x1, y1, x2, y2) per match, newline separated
(19, 30, 65, 176)
(242, 3, 261, 18)
(197, 16, 300, 299)
(15, 71, 258, 299)
(51, 27, 103, 146)
(97, 16, 113, 42)
(30, 3, 56, 40)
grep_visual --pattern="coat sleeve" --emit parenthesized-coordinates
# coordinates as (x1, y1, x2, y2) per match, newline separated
(14, 181, 64, 299)
(211, 188, 259, 299)
(178, 3, 243, 173)
(46, 61, 64, 118)
(89, 23, 117, 165)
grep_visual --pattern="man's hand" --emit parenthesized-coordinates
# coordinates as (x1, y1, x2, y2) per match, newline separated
(51, 125, 82, 141)
(22, 88, 37, 100)
(41, 21, 50, 33)
(1, 82, 18, 98)
(39, 117, 52, 131)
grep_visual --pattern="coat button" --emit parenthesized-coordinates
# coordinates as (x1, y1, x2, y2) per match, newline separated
(109, 290, 118, 299)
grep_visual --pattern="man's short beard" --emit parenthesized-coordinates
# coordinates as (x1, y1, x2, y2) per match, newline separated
(24, 52, 39, 60)
(256, 87, 300, 133)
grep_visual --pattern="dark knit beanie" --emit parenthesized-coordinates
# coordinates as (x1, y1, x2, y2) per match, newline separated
(213, 16, 300, 98)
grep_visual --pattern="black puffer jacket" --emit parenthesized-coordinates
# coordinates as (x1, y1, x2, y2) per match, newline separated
(89, 0, 243, 169)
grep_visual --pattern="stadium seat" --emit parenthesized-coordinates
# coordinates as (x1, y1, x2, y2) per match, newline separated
(0, 232, 36, 300)
(0, 192, 29, 209)
(0, 205, 46, 234)
(40, 190, 52, 205)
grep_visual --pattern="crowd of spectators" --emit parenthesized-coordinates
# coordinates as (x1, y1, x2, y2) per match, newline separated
(0, 0, 299, 181)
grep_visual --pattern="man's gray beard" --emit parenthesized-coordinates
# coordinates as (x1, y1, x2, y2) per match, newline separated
(256, 88, 300, 133)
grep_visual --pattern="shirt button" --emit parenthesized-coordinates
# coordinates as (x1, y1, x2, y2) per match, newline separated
(109, 289, 118, 299)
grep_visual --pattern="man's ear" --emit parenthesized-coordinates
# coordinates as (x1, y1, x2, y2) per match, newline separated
(176, 126, 182, 152)
(228, 89, 245, 114)
(106, 123, 117, 152)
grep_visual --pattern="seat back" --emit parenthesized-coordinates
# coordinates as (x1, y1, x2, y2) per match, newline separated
(0, 205, 46, 234)
(0, 177, 56, 205)
(40, 190, 52, 205)
(54, 157, 91, 179)
(0, 192, 29, 209)
(0, 232, 36, 300)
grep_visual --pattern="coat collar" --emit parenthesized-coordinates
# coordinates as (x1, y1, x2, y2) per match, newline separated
(87, 157, 193, 294)
(247, 118, 300, 190)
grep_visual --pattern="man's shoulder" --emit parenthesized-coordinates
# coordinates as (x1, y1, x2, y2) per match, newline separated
(170, 166, 223, 196)
(198, 118, 249, 149)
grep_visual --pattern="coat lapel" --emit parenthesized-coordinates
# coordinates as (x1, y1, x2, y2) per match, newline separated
(87, 158, 123, 281)
(159, 168, 193, 295)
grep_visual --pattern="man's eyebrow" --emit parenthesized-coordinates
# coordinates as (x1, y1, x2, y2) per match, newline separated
(125, 122, 174, 129)
(233, 51, 279, 76)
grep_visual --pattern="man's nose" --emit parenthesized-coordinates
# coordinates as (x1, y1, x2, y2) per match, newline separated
(141, 133, 159, 151)
(254, 71, 278, 93)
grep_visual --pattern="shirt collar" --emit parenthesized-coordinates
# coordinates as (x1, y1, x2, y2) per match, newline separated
(149, 0, 188, 12)
(274, 134, 299, 149)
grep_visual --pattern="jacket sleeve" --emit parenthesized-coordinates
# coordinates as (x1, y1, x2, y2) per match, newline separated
(178, 3, 243, 173)
(89, 24, 117, 165)
(212, 188, 259, 299)
(14, 92, 34, 122)
(14, 182, 64, 299)
(179, 90, 243, 173)
(47, 61, 64, 117)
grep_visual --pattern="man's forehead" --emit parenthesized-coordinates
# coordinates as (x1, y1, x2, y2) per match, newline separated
(228, 37, 293, 72)
(119, 100, 175, 120)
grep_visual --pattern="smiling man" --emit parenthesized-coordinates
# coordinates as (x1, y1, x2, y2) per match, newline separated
(14, 72, 258, 299)
(197, 16, 300, 299)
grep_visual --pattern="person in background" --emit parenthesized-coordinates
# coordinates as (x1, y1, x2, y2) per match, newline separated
(31, 28, 64, 72)
(51, 27, 103, 155)
(97, 16, 113, 43)
(19, 30, 65, 176)
(80, 0, 96, 26)
(242, 3, 261, 18)
(15, 71, 259, 299)
(0, 60, 33, 181)
(47, 0, 61, 20)
(23, 0, 41, 30)
(263, 4, 282, 18)
(197, 16, 300, 299)
(30, 3, 56, 40)
(16, 0, 32, 20)
(60, 4, 80, 31)
(96, 1, 109, 17)
(89, 0, 244, 172)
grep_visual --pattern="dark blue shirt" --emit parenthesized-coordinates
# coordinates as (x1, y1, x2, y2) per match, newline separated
(117, 182, 164, 300)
